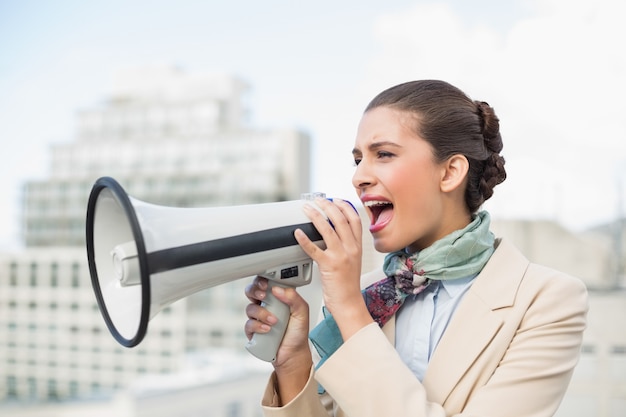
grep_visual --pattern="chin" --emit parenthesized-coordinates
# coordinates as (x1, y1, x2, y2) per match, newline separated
(372, 237, 404, 254)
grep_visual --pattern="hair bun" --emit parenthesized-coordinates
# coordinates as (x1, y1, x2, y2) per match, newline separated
(475, 100, 503, 153)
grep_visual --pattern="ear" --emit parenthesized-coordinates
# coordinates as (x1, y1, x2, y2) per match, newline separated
(440, 154, 469, 193)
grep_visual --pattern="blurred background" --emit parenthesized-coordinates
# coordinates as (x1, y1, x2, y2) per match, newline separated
(0, 0, 625, 416)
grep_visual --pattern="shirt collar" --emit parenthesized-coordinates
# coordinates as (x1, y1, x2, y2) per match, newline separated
(440, 274, 477, 298)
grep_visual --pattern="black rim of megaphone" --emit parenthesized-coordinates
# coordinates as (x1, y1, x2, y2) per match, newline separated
(86, 176, 150, 348)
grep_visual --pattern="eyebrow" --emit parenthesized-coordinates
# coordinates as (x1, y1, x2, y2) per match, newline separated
(352, 141, 401, 156)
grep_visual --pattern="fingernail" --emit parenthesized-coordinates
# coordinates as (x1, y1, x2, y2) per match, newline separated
(273, 286, 285, 296)
(266, 315, 278, 325)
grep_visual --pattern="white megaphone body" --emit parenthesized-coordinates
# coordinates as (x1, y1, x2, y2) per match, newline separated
(86, 176, 339, 362)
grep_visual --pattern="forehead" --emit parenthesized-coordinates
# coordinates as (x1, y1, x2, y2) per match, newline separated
(353, 107, 421, 151)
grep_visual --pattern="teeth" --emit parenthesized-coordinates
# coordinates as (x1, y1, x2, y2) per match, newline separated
(364, 200, 391, 207)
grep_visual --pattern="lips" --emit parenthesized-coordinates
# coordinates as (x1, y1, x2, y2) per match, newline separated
(363, 199, 393, 233)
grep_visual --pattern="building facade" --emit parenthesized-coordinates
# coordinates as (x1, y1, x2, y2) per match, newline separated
(0, 247, 187, 401)
(22, 67, 310, 248)
(0, 67, 311, 405)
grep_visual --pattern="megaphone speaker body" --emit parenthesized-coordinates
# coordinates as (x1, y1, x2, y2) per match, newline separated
(86, 176, 330, 362)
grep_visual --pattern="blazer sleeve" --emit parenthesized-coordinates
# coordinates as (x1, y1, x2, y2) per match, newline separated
(260, 364, 333, 417)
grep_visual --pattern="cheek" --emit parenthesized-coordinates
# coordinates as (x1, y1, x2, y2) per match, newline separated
(383, 165, 419, 193)
(394, 177, 443, 236)
(389, 166, 440, 201)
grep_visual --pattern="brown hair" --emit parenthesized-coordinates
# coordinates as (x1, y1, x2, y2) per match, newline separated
(365, 80, 506, 213)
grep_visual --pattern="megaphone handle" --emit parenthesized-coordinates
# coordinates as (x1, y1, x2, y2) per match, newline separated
(245, 280, 291, 362)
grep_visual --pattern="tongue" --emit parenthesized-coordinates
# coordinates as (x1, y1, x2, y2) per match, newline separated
(374, 206, 393, 226)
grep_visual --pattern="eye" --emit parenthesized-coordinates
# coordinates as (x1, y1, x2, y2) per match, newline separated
(377, 151, 394, 159)
(353, 158, 362, 167)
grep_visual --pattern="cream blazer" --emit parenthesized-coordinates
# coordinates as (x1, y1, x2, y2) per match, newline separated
(261, 238, 589, 417)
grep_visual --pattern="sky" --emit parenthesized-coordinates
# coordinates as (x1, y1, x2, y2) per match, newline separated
(1, 0, 625, 251)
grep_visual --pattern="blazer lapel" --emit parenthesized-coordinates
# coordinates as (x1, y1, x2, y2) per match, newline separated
(420, 238, 529, 405)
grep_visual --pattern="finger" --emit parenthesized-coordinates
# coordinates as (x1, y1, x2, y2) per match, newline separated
(301, 200, 342, 248)
(245, 301, 278, 323)
(304, 200, 336, 234)
(297, 199, 358, 256)
(244, 302, 278, 340)
(335, 199, 363, 240)
(244, 276, 269, 303)
(311, 198, 359, 246)
(244, 286, 308, 340)
(271, 286, 309, 313)
(244, 318, 271, 340)
(294, 227, 325, 260)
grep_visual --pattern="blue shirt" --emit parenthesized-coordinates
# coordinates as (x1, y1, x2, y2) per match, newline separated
(394, 275, 476, 381)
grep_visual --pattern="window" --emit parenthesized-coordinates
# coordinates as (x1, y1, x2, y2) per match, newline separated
(51, 262, 59, 287)
(7, 376, 17, 398)
(226, 401, 242, 417)
(47, 379, 58, 400)
(611, 345, 626, 355)
(9, 262, 17, 286)
(71, 263, 80, 288)
(580, 344, 596, 354)
(69, 380, 79, 396)
(29, 262, 37, 287)
(610, 345, 626, 381)
(27, 377, 37, 398)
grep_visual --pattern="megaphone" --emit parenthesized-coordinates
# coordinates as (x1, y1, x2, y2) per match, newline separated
(86, 176, 337, 362)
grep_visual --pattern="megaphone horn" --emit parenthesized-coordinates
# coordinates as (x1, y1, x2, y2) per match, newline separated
(86, 176, 342, 362)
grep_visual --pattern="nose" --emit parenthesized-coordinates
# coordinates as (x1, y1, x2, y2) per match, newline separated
(352, 159, 374, 190)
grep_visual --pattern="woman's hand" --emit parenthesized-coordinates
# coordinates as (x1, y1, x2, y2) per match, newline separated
(244, 276, 312, 404)
(294, 198, 373, 341)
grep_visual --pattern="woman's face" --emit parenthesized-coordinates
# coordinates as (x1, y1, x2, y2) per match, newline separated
(352, 106, 453, 254)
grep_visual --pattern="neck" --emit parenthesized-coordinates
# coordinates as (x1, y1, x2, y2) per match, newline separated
(406, 210, 473, 254)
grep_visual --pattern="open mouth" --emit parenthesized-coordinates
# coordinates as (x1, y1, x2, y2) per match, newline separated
(364, 200, 393, 228)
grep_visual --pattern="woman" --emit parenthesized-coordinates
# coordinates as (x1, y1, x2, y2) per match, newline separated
(244, 80, 588, 417)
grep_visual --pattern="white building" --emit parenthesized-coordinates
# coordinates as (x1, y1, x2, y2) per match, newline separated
(0, 67, 311, 405)
(22, 67, 310, 247)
